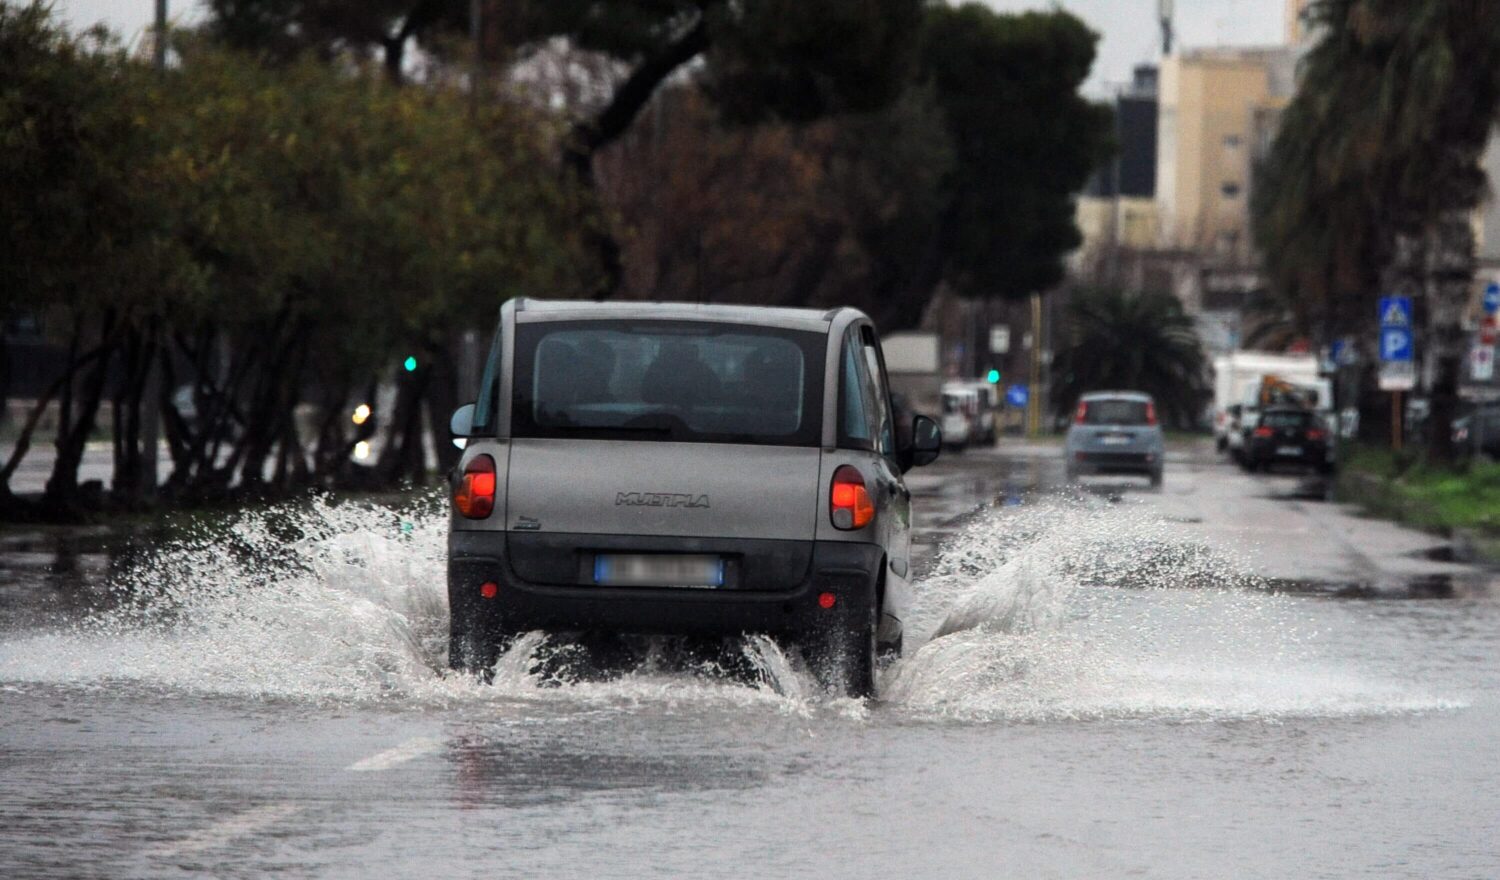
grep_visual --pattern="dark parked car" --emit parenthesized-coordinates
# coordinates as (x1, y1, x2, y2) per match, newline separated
(1242, 407, 1332, 474)
(1453, 402, 1500, 459)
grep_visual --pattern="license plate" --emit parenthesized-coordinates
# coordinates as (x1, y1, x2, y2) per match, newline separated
(1277, 445, 1303, 456)
(593, 554, 724, 588)
(1101, 435, 1130, 445)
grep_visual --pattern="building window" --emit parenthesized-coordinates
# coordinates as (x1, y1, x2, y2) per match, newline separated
(1221, 182, 1242, 198)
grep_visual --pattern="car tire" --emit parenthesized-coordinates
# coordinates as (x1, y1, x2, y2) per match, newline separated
(1149, 469, 1163, 490)
(448, 614, 519, 682)
(807, 583, 878, 699)
(1216, 436, 1228, 453)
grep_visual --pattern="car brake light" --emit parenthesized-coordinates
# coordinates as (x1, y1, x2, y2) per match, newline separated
(454, 454, 496, 519)
(1253, 427, 1274, 438)
(1074, 402, 1088, 424)
(1145, 401, 1158, 426)
(830, 465, 874, 530)
(1306, 429, 1326, 441)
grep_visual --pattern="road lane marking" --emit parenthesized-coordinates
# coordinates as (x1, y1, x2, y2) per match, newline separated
(146, 803, 301, 858)
(347, 736, 442, 772)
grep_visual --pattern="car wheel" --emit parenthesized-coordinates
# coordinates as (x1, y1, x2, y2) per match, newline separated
(1216, 436, 1228, 453)
(1149, 469, 1163, 489)
(807, 584, 878, 698)
(448, 614, 519, 682)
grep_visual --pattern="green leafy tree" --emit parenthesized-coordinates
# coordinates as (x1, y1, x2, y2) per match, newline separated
(1050, 288, 1211, 429)
(919, 5, 1114, 303)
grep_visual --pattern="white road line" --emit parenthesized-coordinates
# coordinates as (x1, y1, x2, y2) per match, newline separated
(346, 736, 442, 772)
(146, 803, 301, 858)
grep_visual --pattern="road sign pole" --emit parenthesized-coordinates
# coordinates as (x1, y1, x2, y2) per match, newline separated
(1392, 390, 1403, 452)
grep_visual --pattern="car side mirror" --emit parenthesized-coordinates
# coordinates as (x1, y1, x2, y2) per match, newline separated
(908, 414, 941, 468)
(450, 403, 476, 438)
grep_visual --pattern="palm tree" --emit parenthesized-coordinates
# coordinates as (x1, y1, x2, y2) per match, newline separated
(1255, 0, 1500, 459)
(1050, 287, 1210, 429)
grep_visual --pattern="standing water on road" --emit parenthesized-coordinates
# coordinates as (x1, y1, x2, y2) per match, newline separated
(0, 492, 1460, 720)
(2, 478, 1496, 879)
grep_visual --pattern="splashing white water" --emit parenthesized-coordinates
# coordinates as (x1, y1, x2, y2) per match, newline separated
(884, 498, 1461, 721)
(0, 491, 1461, 721)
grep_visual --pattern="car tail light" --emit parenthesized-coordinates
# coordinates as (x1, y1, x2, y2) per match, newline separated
(1215, 411, 1225, 427)
(454, 454, 496, 519)
(1252, 427, 1274, 439)
(818, 592, 837, 609)
(1145, 401, 1158, 426)
(1074, 402, 1088, 424)
(830, 465, 874, 530)
(1306, 428, 1326, 441)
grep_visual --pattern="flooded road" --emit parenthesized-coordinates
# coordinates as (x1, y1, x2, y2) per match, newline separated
(2, 442, 1497, 879)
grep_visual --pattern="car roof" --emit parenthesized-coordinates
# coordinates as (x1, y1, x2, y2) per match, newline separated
(511, 298, 862, 333)
(1079, 390, 1154, 402)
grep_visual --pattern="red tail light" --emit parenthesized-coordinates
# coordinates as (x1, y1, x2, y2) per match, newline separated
(454, 454, 496, 519)
(1145, 401, 1158, 426)
(1306, 429, 1326, 441)
(1074, 402, 1088, 425)
(1252, 427, 1274, 439)
(830, 465, 875, 530)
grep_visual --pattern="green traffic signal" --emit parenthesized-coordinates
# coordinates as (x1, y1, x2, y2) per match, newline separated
(403, 356, 418, 372)
(986, 369, 1001, 383)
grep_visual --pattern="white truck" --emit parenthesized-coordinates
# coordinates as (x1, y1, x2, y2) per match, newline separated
(1212, 352, 1332, 457)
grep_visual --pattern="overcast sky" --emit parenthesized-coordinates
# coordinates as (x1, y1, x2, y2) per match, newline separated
(57, 0, 1286, 95)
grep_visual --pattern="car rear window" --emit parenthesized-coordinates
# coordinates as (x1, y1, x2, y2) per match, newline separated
(511, 320, 825, 446)
(1081, 398, 1151, 425)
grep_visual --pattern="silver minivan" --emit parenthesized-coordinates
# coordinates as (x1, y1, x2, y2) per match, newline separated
(1064, 391, 1165, 488)
(446, 300, 941, 695)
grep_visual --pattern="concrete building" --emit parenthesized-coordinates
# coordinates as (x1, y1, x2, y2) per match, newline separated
(1154, 46, 1296, 262)
(1075, 66, 1162, 260)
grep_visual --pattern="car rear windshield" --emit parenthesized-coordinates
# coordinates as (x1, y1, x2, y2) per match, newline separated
(511, 320, 825, 446)
(1081, 398, 1151, 425)
(1261, 411, 1314, 428)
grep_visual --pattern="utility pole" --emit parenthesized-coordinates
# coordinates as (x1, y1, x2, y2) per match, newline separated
(137, 0, 168, 498)
(469, 0, 482, 120)
(1158, 0, 1175, 56)
(1028, 292, 1043, 436)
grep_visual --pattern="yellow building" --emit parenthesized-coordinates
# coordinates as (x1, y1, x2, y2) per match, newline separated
(1154, 47, 1295, 262)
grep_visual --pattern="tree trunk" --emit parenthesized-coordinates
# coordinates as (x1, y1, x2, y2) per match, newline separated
(1423, 210, 1475, 464)
(43, 311, 117, 515)
(424, 345, 462, 475)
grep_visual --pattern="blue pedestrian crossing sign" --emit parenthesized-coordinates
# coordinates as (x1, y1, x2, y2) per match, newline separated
(1379, 296, 1412, 329)
(1484, 282, 1500, 315)
(1005, 384, 1029, 408)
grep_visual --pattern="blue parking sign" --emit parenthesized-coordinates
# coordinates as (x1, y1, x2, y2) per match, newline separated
(1381, 327, 1413, 362)
(1484, 282, 1499, 315)
(1005, 384, 1029, 408)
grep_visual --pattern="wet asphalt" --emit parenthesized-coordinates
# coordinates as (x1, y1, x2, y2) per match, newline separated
(1, 440, 1497, 879)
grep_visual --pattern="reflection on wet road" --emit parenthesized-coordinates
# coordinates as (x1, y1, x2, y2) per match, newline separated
(1, 441, 1497, 878)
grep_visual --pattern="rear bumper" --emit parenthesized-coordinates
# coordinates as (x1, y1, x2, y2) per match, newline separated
(1070, 450, 1161, 475)
(1247, 441, 1328, 464)
(448, 531, 882, 641)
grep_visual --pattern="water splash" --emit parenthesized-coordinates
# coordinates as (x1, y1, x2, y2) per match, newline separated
(0, 491, 1461, 721)
(885, 497, 1462, 721)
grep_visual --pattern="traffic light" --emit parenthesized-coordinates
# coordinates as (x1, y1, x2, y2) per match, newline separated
(403, 356, 418, 372)
(986, 368, 1001, 384)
